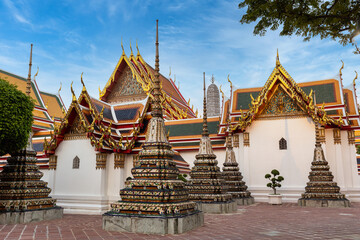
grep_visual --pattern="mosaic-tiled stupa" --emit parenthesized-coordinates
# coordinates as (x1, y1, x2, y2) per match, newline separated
(222, 122, 254, 205)
(185, 73, 236, 214)
(298, 123, 350, 207)
(102, 20, 204, 234)
(0, 44, 63, 224)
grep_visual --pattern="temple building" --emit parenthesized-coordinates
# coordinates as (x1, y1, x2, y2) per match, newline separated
(2, 40, 360, 214)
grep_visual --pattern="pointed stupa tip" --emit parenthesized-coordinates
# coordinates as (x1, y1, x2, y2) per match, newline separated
(121, 37, 125, 56)
(136, 40, 140, 56)
(130, 40, 134, 56)
(26, 43, 33, 97)
(276, 48, 280, 67)
(151, 19, 162, 117)
(202, 72, 209, 136)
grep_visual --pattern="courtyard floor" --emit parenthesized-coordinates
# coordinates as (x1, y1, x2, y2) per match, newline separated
(1, 202, 360, 240)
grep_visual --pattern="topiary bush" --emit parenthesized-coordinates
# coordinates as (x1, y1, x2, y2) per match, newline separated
(0, 78, 34, 155)
(265, 169, 284, 195)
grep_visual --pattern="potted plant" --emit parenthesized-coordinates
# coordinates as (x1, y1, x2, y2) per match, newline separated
(265, 169, 284, 205)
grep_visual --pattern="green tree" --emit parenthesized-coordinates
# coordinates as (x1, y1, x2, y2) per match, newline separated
(265, 169, 284, 195)
(0, 78, 34, 155)
(239, 0, 360, 49)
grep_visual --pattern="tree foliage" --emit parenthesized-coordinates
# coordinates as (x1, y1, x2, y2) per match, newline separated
(265, 169, 284, 195)
(239, 0, 360, 46)
(0, 78, 34, 155)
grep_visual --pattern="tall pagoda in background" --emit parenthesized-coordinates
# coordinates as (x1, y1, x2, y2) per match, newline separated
(102, 20, 204, 234)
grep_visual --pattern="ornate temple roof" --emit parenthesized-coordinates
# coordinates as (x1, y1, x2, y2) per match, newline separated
(217, 54, 360, 135)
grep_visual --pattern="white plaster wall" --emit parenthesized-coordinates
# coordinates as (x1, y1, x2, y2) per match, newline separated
(240, 117, 315, 202)
(52, 139, 109, 214)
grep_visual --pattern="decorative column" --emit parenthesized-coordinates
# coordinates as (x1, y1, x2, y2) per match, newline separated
(222, 124, 254, 205)
(333, 129, 345, 187)
(102, 20, 203, 235)
(0, 44, 63, 224)
(298, 123, 350, 207)
(185, 73, 236, 214)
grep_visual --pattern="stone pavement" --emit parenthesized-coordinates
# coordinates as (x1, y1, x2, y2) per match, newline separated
(1, 202, 360, 240)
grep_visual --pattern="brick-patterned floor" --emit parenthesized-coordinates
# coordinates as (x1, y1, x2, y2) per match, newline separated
(1, 203, 360, 239)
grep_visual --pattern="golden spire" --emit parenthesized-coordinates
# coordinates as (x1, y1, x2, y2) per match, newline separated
(33, 67, 39, 82)
(276, 48, 280, 67)
(151, 19, 162, 118)
(339, 60, 344, 89)
(130, 40, 134, 57)
(121, 37, 125, 56)
(26, 44, 33, 96)
(136, 40, 140, 57)
(202, 72, 209, 136)
(169, 66, 171, 78)
(80, 72, 86, 92)
(70, 81, 76, 102)
(58, 82, 62, 96)
(353, 70, 358, 87)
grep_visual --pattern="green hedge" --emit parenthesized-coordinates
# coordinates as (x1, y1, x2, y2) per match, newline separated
(0, 78, 34, 155)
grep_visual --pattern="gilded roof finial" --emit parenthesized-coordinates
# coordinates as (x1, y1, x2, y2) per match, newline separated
(136, 40, 140, 57)
(174, 74, 176, 83)
(130, 40, 134, 57)
(80, 72, 86, 92)
(26, 43, 33, 96)
(276, 48, 280, 67)
(339, 60, 344, 89)
(70, 81, 76, 102)
(227, 74, 232, 90)
(202, 72, 209, 136)
(33, 67, 39, 82)
(58, 82, 62, 96)
(353, 70, 358, 87)
(121, 37, 125, 56)
(169, 66, 171, 78)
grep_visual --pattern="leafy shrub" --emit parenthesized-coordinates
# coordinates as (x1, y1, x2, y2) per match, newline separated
(265, 169, 284, 195)
(0, 78, 34, 155)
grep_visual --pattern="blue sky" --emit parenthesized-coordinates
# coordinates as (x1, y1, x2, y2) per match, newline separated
(0, 0, 359, 110)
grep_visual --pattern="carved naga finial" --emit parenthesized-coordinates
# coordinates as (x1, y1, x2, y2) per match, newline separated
(121, 37, 125, 56)
(136, 40, 140, 56)
(339, 60, 344, 88)
(276, 48, 280, 67)
(129, 40, 134, 56)
(58, 82, 62, 96)
(80, 72, 86, 92)
(70, 81, 76, 102)
(227, 74, 232, 90)
(33, 67, 39, 81)
(353, 70, 358, 87)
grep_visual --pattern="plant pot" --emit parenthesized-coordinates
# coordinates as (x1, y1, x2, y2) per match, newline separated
(268, 194, 282, 205)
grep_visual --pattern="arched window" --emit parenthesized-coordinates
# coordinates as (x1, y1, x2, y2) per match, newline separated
(279, 138, 287, 150)
(73, 156, 80, 169)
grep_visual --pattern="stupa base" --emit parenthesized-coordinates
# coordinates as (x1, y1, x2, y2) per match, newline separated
(196, 201, 237, 214)
(235, 197, 255, 205)
(102, 211, 204, 234)
(0, 207, 63, 224)
(298, 198, 350, 208)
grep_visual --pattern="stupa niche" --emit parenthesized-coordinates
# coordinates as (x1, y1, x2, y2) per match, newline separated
(0, 44, 63, 224)
(102, 20, 204, 235)
(186, 72, 236, 214)
(298, 123, 350, 207)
